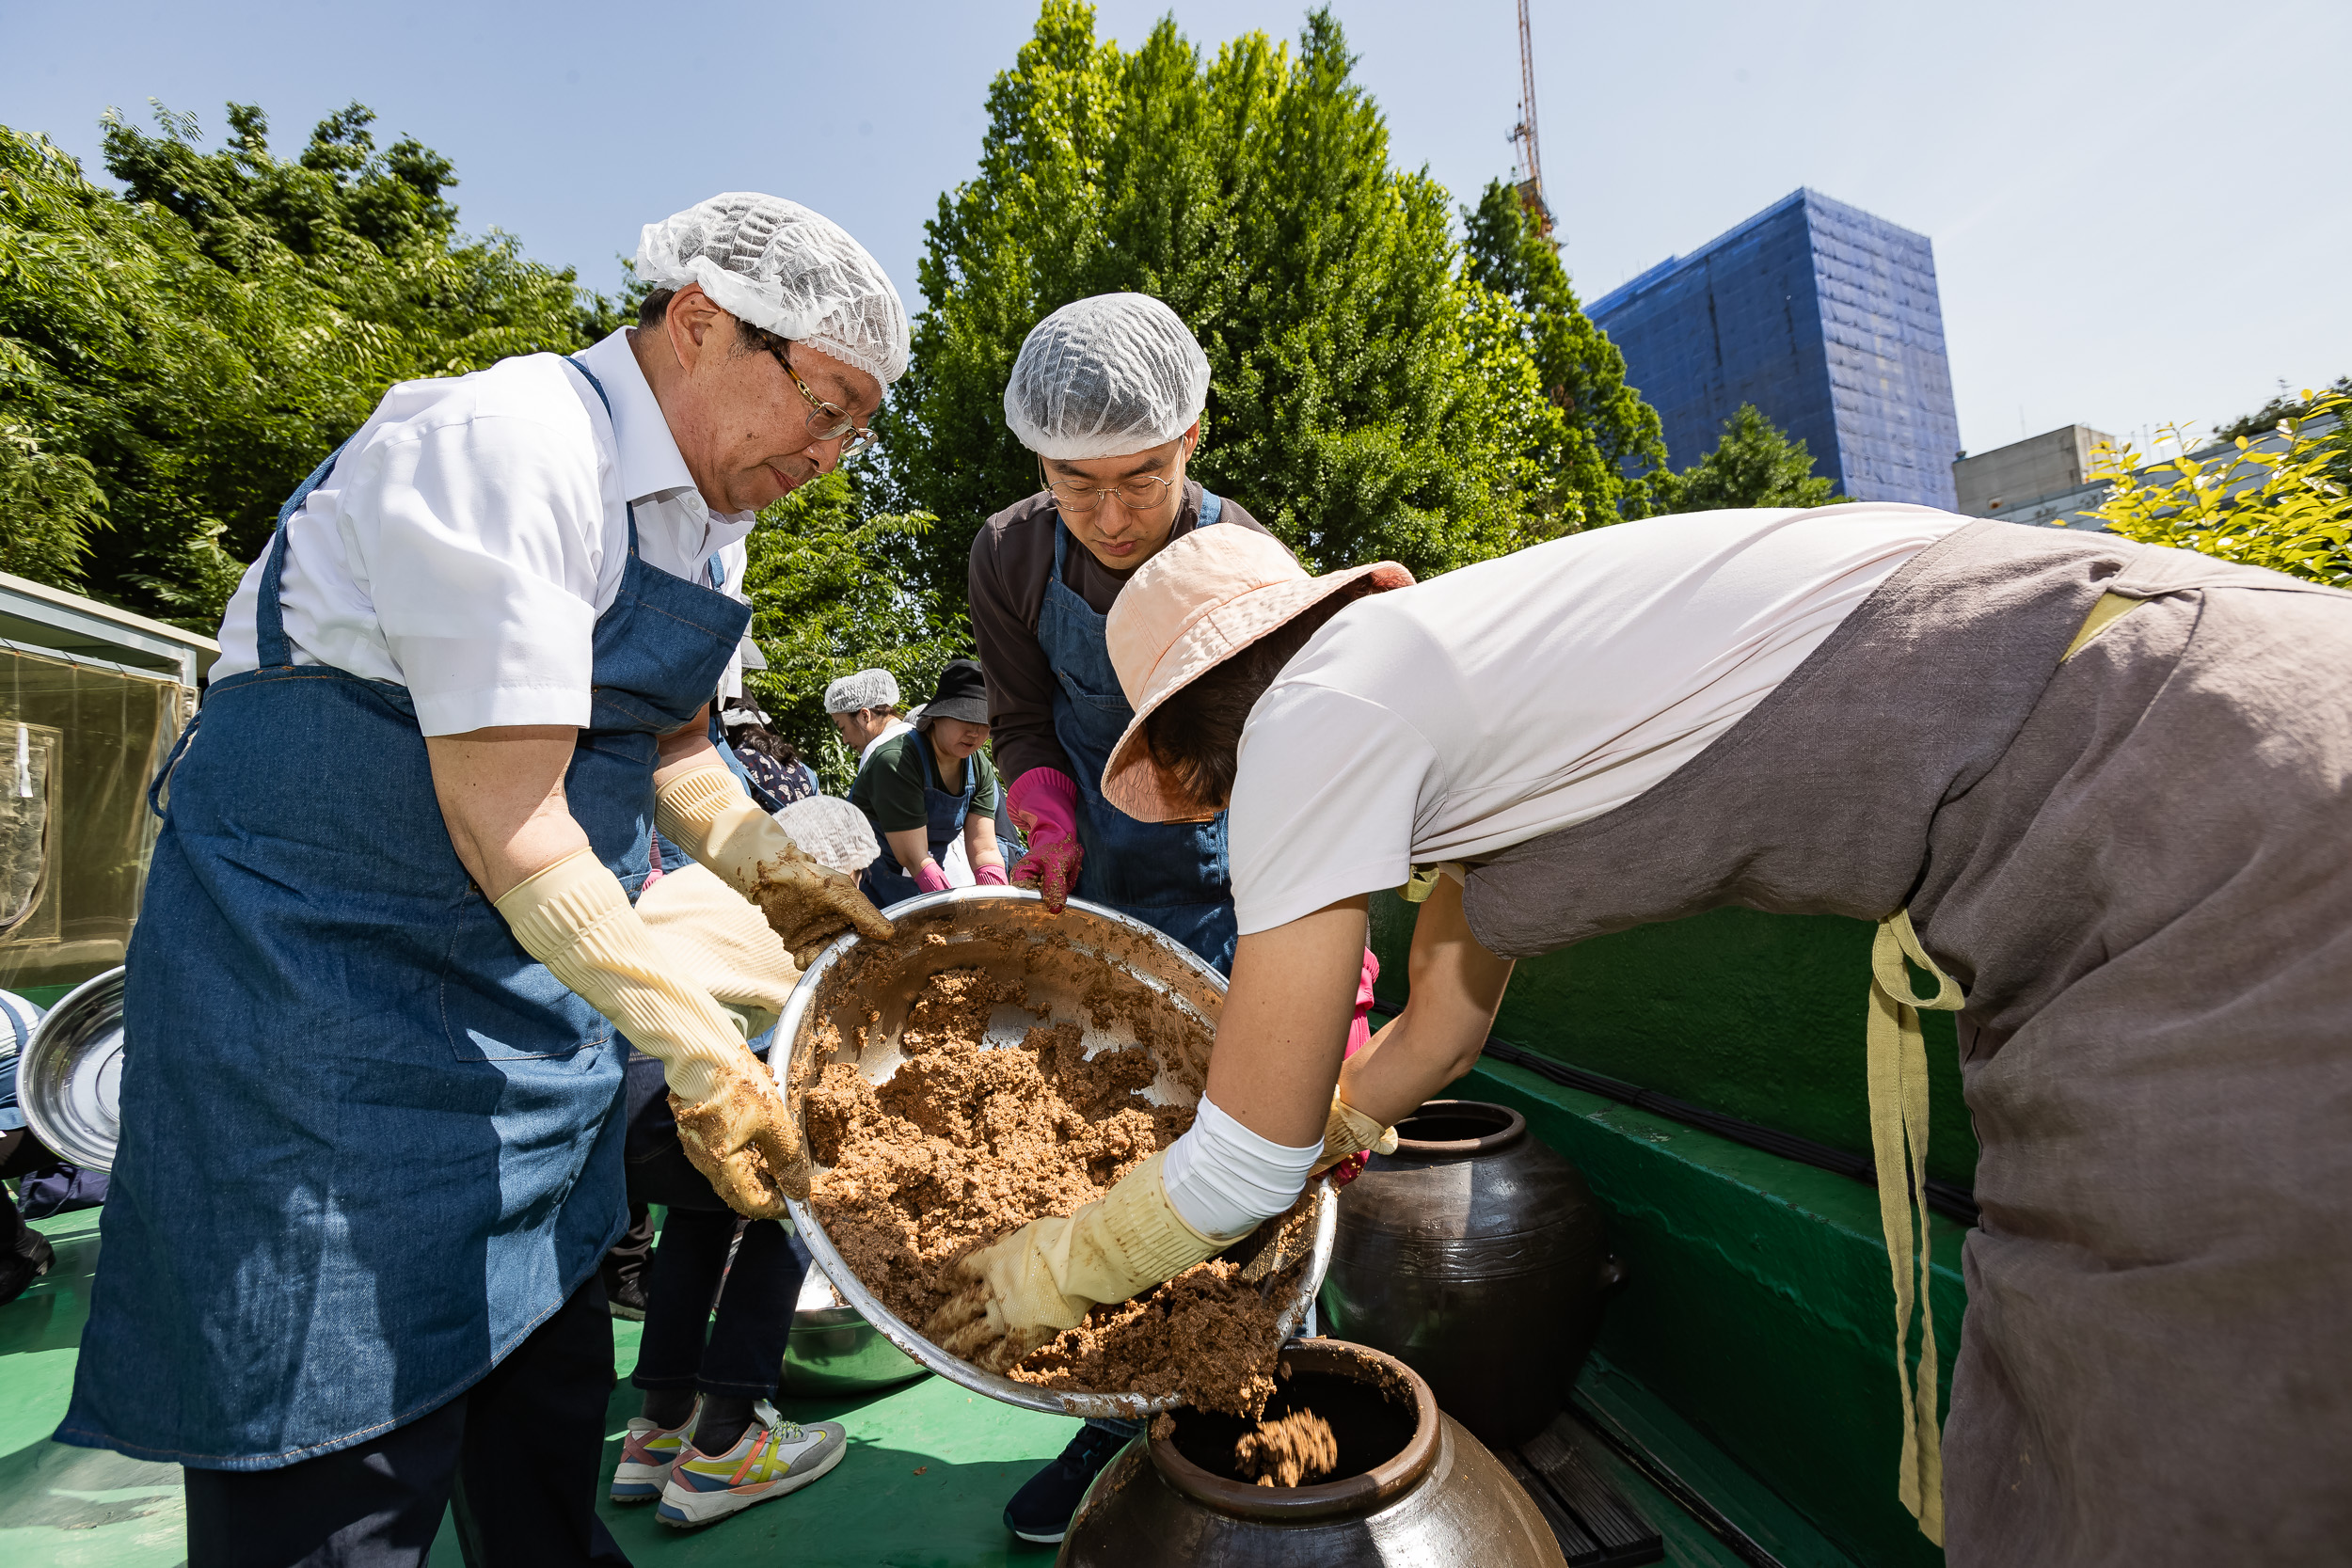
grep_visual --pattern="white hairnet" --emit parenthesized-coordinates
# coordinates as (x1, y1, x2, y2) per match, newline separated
(823, 669, 900, 714)
(774, 796, 881, 876)
(638, 193, 911, 386)
(1004, 293, 1211, 460)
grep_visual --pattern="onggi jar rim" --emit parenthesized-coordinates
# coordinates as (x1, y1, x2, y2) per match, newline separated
(1145, 1340, 1441, 1521)
(1391, 1099, 1526, 1160)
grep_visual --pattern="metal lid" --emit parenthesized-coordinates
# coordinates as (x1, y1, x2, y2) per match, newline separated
(19, 966, 125, 1171)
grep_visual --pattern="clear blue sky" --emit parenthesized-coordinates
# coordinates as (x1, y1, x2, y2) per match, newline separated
(8, 0, 2347, 460)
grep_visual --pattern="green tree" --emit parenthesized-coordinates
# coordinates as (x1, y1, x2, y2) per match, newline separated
(1657, 404, 1841, 512)
(878, 2, 1577, 587)
(738, 471, 968, 794)
(0, 103, 624, 625)
(2214, 375, 2350, 444)
(0, 422, 109, 588)
(1459, 179, 1673, 522)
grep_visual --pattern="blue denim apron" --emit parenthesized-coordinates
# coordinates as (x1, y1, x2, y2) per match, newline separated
(58, 357, 752, 1470)
(1041, 498, 1236, 974)
(858, 731, 977, 909)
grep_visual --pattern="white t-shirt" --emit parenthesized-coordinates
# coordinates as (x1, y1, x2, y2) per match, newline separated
(1227, 504, 1972, 934)
(213, 329, 757, 736)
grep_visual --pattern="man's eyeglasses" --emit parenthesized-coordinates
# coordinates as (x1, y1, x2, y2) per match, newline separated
(1041, 471, 1180, 514)
(772, 349, 878, 457)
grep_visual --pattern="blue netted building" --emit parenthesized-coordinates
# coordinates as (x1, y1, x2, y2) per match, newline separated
(1585, 188, 1961, 509)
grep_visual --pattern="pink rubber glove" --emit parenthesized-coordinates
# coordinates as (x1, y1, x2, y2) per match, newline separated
(914, 859, 953, 895)
(1007, 768, 1084, 913)
(975, 863, 1009, 887)
(1329, 948, 1383, 1190)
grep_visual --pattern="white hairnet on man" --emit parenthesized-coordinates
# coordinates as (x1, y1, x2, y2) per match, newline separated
(1003, 293, 1210, 461)
(639, 193, 911, 386)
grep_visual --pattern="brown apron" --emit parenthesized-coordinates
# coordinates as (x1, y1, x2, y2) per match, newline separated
(1461, 519, 2352, 1567)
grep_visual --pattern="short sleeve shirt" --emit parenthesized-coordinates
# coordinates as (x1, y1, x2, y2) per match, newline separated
(210, 329, 755, 736)
(849, 730, 1002, 836)
(1226, 504, 1973, 934)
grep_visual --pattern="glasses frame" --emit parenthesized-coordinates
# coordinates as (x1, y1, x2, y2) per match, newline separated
(1039, 467, 1184, 515)
(771, 347, 878, 457)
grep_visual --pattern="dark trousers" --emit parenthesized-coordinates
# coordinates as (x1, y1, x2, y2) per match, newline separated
(628, 1208, 806, 1399)
(622, 1046, 807, 1401)
(183, 1275, 631, 1568)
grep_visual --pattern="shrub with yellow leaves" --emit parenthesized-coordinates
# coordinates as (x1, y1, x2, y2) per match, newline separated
(2063, 390, 2350, 586)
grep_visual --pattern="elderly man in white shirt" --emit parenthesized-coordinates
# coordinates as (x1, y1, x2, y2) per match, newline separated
(63, 194, 904, 1564)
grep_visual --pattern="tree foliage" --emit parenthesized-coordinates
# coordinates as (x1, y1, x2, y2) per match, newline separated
(2066, 392, 2351, 586)
(1654, 404, 1841, 513)
(2214, 375, 2350, 444)
(878, 2, 1638, 588)
(1459, 179, 1672, 522)
(0, 103, 624, 623)
(738, 470, 967, 793)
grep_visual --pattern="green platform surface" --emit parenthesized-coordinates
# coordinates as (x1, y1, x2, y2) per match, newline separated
(4, 1200, 1847, 1567)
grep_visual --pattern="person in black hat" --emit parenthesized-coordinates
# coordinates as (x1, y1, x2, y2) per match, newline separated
(846, 658, 1007, 906)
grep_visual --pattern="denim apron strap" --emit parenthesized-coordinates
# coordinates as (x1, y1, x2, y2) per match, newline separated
(1037, 494, 1238, 974)
(859, 731, 978, 908)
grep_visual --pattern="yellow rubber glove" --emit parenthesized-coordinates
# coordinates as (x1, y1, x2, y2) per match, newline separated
(497, 848, 805, 1216)
(1311, 1091, 1399, 1178)
(921, 1151, 1235, 1371)
(635, 862, 802, 1043)
(655, 764, 896, 966)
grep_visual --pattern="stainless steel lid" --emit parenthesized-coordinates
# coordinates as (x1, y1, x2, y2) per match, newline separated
(19, 966, 125, 1171)
(778, 887, 1334, 1419)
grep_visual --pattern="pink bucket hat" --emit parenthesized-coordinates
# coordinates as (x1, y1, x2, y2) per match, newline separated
(1101, 528, 1413, 821)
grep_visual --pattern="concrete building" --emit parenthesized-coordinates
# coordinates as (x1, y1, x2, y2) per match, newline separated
(1951, 425, 2113, 518)
(1586, 188, 1961, 509)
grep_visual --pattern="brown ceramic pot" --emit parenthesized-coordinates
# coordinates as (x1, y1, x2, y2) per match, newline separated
(1320, 1100, 1622, 1449)
(1057, 1339, 1565, 1568)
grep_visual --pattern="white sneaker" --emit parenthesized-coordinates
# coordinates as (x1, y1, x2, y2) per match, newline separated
(656, 1401, 848, 1528)
(610, 1407, 696, 1503)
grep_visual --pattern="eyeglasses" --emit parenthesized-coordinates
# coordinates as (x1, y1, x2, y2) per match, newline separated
(771, 349, 878, 457)
(1041, 470, 1180, 514)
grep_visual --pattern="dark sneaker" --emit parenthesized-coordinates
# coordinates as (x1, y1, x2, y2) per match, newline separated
(602, 1262, 648, 1322)
(1004, 1424, 1132, 1544)
(0, 1227, 55, 1307)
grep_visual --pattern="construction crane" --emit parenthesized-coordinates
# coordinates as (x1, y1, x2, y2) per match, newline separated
(1508, 0, 1553, 238)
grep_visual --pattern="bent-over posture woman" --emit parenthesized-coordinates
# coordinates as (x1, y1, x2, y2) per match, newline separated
(921, 504, 2352, 1568)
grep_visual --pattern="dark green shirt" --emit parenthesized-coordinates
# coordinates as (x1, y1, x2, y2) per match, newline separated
(848, 729, 1002, 836)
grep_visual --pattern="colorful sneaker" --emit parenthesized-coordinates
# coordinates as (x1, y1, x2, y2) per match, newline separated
(610, 1408, 696, 1503)
(656, 1402, 847, 1528)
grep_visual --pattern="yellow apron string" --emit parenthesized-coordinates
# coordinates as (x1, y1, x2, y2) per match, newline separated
(1867, 908, 1964, 1545)
(2062, 591, 2140, 661)
(1865, 589, 2128, 1542)
(1398, 863, 1466, 904)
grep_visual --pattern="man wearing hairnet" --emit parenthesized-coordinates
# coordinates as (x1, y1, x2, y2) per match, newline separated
(59, 195, 904, 1563)
(967, 294, 1369, 1544)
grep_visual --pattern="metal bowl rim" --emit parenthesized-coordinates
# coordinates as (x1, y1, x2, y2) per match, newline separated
(19, 965, 125, 1172)
(776, 887, 1335, 1418)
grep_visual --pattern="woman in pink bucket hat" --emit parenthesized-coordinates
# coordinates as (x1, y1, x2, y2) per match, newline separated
(927, 502, 2352, 1568)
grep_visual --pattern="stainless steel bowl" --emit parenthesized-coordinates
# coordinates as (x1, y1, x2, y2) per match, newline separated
(18, 966, 125, 1171)
(782, 1269, 930, 1396)
(777, 887, 1335, 1419)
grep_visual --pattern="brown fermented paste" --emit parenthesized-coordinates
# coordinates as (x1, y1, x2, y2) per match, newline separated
(806, 967, 1291, 1412)
(1235, 1410, 1341, 1488)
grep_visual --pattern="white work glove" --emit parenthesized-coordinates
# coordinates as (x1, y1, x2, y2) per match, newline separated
(497, 848, 806, 1216)
(656, 764, 895, 966)
(921, 1151, 1236, 1371)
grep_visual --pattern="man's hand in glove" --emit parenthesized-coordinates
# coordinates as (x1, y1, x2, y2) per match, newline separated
(1007, 768, 1083, 913)
(920, 1150, 1232, 1371)
(496, 848, 808, 1216)
(670, 1055, 808, 1215)
(1311, 1091, 1398, 1183)
(656, 762, 894, 965)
